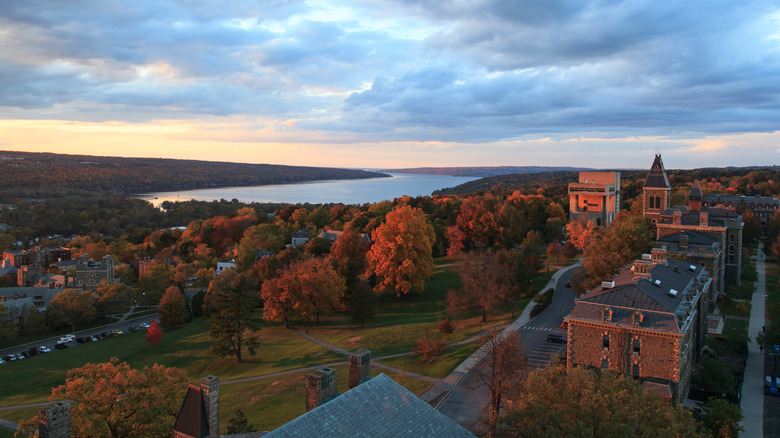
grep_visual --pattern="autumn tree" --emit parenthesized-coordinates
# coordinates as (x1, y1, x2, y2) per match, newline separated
(701, 397, 743, 438)
(367, 205, 435, 295)
(414, 337, 447, 363)
(565, 215, 598, 250)
(580, 212, 654, 288)
(158, 286, 188, 328)
(94, 281, 131, 318)
(262, 257, 345, 326)
(498, 366, 705, 437)
(448, 249, 516, 322)
(204, 269, 261, 362)
(50, 358, 187, 438)
(49, 288, 96, 331)
(330, 224, 370, 297)
(146, 320, 163, 345)
(20, 307, 46, 336)
(473, 331, 527, 437)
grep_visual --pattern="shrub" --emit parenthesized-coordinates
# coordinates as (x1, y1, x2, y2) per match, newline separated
(414, 337, 447, 363)
(438, 318, 455, 334)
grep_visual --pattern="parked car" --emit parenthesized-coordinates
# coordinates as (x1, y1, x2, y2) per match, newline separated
(112, 329, 124, 335)
(0, 358, 5, 364)
(54, 343, 68, 350)
(546, 333, 567, 344)
(90, 336, 99, 342)
(3, 355, 15, 361)
(37, 346, 51, 354)
(76, 337, 87, 343)
(139, 322, 150, 328)
(128, 326, 140, 332)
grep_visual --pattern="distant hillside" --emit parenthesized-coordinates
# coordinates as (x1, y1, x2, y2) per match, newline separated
(382, 166, 596, 178)
(0, 151, 388, 197)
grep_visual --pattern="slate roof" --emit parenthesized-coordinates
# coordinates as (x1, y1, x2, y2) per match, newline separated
(173, 385, 210, 438)
(645, 155, 670, 189)
(291, 230, 311, 238)
(658, 230, 717, 246)
(689, 180, 702, 199)
(572, 258, 705, 334)
(264, 374, 475, 438)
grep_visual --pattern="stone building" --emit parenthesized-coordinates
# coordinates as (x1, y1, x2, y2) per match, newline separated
(172, 376, 220, 438)
(74, 254, 115, 291)
(657, 231, 722, 303)
(565, 249, 710, 402)
(38, 402, 71, 438)
(568, 171, 621, 227)
(703, 193, 779, 236)
(642, 156, 744, 286)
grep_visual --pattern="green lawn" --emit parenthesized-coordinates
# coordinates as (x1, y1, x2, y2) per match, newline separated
(719, 298, 751, 318)
(0, 318, 343, 407)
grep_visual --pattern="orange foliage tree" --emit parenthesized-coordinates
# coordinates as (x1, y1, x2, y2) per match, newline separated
(48, 288, 96, 332)
(367, 205, 435, 295)
(49, 358, 187, 438)
(262, 257, 345, 326)
(158, 286, 188, 328)
(565, 215, 599, 251)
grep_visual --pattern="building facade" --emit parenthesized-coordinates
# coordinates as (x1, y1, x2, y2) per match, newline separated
(74, 254, 115, 291)
(566, 249, 710, 402)
(568, 171, 621, 226)
(2, 247, 71, 268)
(703, 194, 779, 236)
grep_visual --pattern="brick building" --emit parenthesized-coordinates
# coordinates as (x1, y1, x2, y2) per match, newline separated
(568, 171, 621, 227)
(642, 156, 744, 286)
(2, 247, 70, 268)
(566, 249, 710, 402)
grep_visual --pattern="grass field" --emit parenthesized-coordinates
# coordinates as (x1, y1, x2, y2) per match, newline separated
(0, 255, 554, 435)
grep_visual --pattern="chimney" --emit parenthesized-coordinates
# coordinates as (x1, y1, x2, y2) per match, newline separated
(349, 350, 371, 389)
(700, 212, 708, 227)
(673, 210, 682, 225)
(679, 234, 689, 251)
(39, 402, 71, 438)
(651, 248, 667, 265)
(632, 259, 652, 279)
(200, 376, 220, 438)
(306, 367, 338, 411)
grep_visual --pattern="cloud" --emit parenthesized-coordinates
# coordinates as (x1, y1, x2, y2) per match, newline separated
(0, 0, 779, 167)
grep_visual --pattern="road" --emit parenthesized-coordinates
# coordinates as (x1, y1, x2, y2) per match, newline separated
(436, 267, 578, 431)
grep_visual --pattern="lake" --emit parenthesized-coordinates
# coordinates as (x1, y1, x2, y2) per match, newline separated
(136, 173, 479, 206)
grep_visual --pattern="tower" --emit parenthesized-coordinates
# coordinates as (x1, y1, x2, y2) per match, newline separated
(643, 154, 671, 221)
(688, 180, 702, 211)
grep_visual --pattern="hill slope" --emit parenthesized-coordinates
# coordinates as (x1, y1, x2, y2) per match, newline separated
(0, 151, 387, 196)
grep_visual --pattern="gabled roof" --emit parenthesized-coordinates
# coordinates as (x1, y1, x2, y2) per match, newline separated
(645, 155, 670, 189)
(173, 385, 210, 438)
(264, 374, 475, 438)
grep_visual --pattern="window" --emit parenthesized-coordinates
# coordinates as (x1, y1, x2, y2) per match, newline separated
(632, 364, 639, 379)
(602, 359, 609, 370)
(633, 339, 640, 354)
(603, 334, 610, 349)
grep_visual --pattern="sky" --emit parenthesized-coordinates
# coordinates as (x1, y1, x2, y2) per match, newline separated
(1, 0, 779, 170)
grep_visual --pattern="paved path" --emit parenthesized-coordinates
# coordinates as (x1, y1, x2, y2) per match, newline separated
(740, 244, 767, 437)
(425, 261, 582, 432)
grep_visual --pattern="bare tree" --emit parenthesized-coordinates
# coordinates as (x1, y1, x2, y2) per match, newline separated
(472, 331, 527, 437)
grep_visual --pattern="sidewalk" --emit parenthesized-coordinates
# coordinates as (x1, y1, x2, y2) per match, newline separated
(420, 261, 582, 405)
(740, 244, 767, 437)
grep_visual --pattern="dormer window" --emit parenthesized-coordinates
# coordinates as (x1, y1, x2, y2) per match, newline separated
(632, 312, 644, 327)
(602, 308, 613, 322)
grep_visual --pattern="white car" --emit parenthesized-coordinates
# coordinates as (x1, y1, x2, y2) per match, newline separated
(37, 346, 51, 354)
(139, 322, 150, 328)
